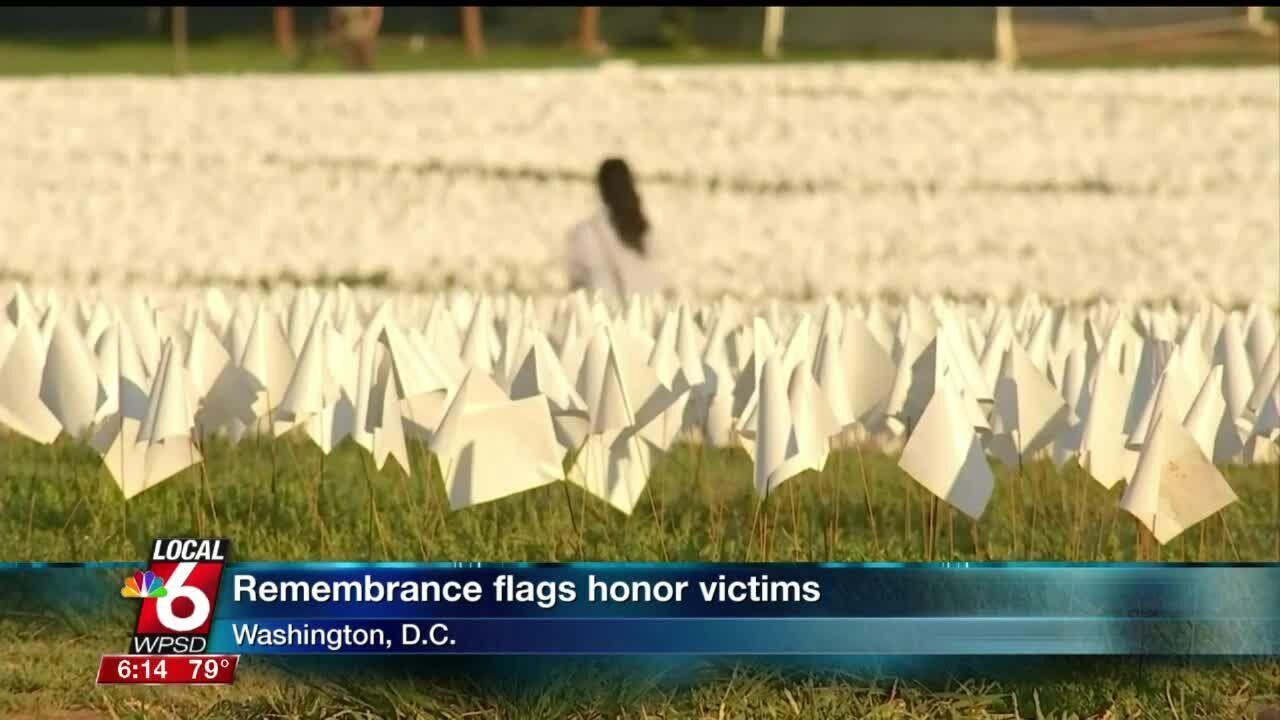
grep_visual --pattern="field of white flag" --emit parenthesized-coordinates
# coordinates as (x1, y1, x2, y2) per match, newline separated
(0, 281, 1275, 559)
(0, 62, 1276, 562)
(1, 62, 1277, 302)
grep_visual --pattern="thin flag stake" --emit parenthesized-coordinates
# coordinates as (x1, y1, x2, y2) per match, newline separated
(188, 437, 204, 536)
(856, 433, 881, 558)
(746, 490, 763, 562)
(947, 505, 954, 560)
(1273, 461, 1279, 560)
(359, 451, 384, 560)
(787, 473, 801, 560)
(1221, 512, 1241, 561)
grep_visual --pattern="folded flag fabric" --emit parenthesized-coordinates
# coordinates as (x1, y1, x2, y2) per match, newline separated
(430, 369, 563, 510)
(898, 370, 995, 520)
(1120, 410, 1238, 545)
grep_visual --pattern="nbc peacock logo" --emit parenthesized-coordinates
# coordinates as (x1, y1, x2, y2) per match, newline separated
(121, 570, 169, 599)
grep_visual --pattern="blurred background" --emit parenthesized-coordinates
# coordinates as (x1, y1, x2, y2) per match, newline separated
(0, 7, 1276, 305)
(0, 6, 1277, 72)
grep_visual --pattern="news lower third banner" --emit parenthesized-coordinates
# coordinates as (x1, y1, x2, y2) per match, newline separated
(12, 556, 1279, 657)
(211, 563, 1280, 655)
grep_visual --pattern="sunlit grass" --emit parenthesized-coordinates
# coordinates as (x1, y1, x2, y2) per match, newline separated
(1, 432, 1275, 563)
(0, 33, 1274, 78)
(1, 431, 1276, 716)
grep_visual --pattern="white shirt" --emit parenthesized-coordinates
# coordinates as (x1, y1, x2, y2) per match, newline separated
(566, 209, 664, 301)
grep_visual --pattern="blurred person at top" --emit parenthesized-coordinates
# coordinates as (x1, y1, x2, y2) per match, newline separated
(332, 6, 383, 70)
(567, 158, 665, 302)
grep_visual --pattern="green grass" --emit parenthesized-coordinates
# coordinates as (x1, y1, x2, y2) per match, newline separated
(0, 36, 922, 77)
(0, 33, 1274, 77)
(0, 432, 1277, 717)
(1, 434, 1275, 563)
(2, 627, 1276, 720)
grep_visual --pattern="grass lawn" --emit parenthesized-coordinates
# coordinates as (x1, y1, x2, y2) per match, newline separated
(0, 32, 1275, 77)
(1, 433, 1277, 717)
(1, 631, 1275, 720)
(0, 37, 919, 76)
(1, 435, 1276, 564)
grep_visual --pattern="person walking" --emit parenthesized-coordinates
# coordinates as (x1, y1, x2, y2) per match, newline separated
(566, 158, 665, 302)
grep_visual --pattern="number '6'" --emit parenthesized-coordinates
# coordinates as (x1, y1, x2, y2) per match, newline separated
(156, 562, 211, 632)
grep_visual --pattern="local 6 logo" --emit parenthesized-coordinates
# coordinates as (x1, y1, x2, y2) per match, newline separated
(123, 538, 229, 654)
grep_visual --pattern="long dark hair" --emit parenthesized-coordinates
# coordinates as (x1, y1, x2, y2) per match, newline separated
(597, 157, 649, 256)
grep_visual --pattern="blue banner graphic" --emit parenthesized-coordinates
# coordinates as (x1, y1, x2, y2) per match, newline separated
(197, 563, 1280, 656)
(3, 562, 1277, 657)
